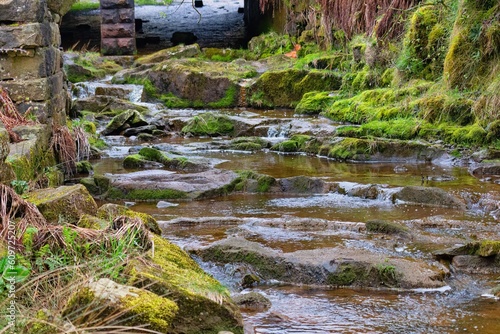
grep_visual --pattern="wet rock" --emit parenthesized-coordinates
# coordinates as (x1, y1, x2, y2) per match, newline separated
(101, 109, 148, 136)
(241, 273, 260, 288)
(63, 278, 178, 333)
(470, 164, 500, 177)
(26, 184, 98, 225)
(106, 168, 239, 200)
(194, 237, 447, 289)
(97, 203, 161, 235)
(122, 125, 157, 137)
(156, 200, 178, 208)
(278, 176, 328, 194)
(80, 175, 111, 196)
(451, 255, 500, 274)
(232, 292, 271, 312)
(123, 147, 209, 172)
(393, 186, 465, 208)
(181, 113, 235, 136)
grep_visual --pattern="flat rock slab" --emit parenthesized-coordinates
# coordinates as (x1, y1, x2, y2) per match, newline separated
(195, 237, 448, 289)
(107, 168, 239, 200)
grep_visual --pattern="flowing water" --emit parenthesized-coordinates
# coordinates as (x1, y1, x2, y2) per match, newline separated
(76, 72, 500, 332)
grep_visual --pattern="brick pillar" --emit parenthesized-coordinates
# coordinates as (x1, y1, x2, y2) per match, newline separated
(100, 0, 136, 55)
(0, 0, 69, 126)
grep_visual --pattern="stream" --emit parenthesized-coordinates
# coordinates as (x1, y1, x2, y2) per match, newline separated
(77, 78, 500, 333)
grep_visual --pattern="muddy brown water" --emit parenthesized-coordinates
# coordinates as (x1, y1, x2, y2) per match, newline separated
(92, 119, 500, 333)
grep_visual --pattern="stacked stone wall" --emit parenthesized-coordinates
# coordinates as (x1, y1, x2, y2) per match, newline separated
(0, 0, 73, 126)
(101, 0, 136, 55)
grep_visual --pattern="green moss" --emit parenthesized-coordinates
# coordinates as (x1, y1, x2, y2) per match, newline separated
(122, 289, 178, 332)
(365, 220, 409, 235)
(249, 69, 342, 108)
(327, 138, 377, 161)
(412, 91, 475, 125)
(247, 32, 294, 59)
(181, 113, 234, 136)
(160, 93, 192, 108)
(123, 154, 149, 168)
(327, 264, 366, 286)
(295, 91, 339, 115)
(106, 187, 188, 201)
(444, 0, 500, 90)
(397, 5, 448, 81)
(476, 240, 500, 257)
(76, 161, 93, 174)
(374, 263, 399, 287)
(234, 170, 276, 192)
(230, 137, 268, 151)
(357, 119, 421, 140)
(208, 85, 238, 108)
(126, 235, 243, 334)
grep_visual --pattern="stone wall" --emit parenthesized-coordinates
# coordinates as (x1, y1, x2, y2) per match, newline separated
(101, 0, 136, 55)
(0, 0, 75, 126)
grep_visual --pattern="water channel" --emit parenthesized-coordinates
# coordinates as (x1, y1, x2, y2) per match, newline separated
(77, 77, 500, 333)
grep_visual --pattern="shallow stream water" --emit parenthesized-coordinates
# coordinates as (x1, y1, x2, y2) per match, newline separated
(89, 105, 500, 333)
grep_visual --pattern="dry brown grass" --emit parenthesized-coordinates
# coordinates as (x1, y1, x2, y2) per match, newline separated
(51, 126, 77, 177)
(0, 86, 35, 143)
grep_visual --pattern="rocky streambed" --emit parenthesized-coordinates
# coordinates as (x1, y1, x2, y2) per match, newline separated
(63, 46, 500, 333)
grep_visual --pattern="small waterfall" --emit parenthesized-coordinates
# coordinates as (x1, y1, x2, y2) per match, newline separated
(238, 84, 247, 107)
(72, 81, 145, 103)
(267, 125, 290, 138)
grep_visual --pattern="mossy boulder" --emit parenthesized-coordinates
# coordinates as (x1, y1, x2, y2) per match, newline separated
(393, 186, 465, 209)
(64, 52, 122, 83)
(26, 184, 98, 225)
(232, 292, 271, 312)
(123, 147, 207, 172)
(249, 69, 342, 108)
(146, 58, 254, 107)
(181, 113, 235, 136)
(278, 176, 328, 194)
(62, 278, 179, 332)
(72, 96, 149, 116)
(97, 203, 161, 235)
(270, 135, 312, 153)
(247, 32, 294, 58)
(233, 171, 277, 193)
(80, 175, 111, 196)
(126, 235, 243, 334)
(101, 109, 148, 136)
(76, 214, 108, 230)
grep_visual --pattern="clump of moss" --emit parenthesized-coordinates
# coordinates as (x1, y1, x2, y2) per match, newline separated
(106, 187, 188, 201)
(234, 170, 276, 192)
(65, 52, 122, 83)
(270, 135, 312, 153)
(230, 137, 268, 151)
(295, 91, 340, 115)
(412, 91, 475, 125)
(327, 138, 378, 161)
(181, 113, 234, 136)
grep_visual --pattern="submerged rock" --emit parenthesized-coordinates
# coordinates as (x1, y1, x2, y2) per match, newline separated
(393, 186, 465, 208)
(194, 237, 447, 289)
(232, 292, 271, 312)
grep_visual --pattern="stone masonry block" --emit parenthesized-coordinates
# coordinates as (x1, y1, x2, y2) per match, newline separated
(101, 23, 135, 38)
(0, 71, 64, 102)
(0, 0, 48, 22)
(100, 0, 134, 10)
(0, 46, 62, 80)
(101, 37, 135, 55)
(101, 8, 135, 24)
(17, 90, 68, 125)
(0, 22, 60, 49)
